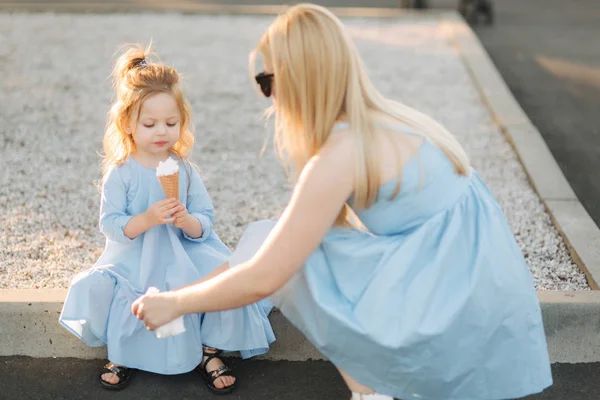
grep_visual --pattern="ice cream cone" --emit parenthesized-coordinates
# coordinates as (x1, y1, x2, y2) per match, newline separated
(158, 171, 179, 201)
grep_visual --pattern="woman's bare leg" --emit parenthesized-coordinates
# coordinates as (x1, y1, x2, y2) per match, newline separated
(337, 368, 395, 399)
(338, 368, 376, 394)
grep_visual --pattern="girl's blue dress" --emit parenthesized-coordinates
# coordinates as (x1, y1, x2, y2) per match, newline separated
(230, 123, 553, 400)
(59, 157, 275, 374)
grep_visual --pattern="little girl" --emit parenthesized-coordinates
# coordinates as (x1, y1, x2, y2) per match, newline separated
(59, 45, 275, 393)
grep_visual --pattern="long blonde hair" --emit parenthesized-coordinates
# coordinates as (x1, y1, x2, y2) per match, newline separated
(250, 3, 470, 224)
(102, 44, 194, 176)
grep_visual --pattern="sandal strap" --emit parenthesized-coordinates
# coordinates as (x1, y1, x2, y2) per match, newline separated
(201, 346, 223, 369)
(199, 347, 235, 386)
(208, 365, 232, 381)
(102, 362, 130, 382)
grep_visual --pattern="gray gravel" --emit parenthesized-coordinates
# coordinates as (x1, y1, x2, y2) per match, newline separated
(0, 13, 589, 290)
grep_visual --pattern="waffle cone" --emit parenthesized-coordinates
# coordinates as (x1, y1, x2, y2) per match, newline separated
(158, 171, 179, 201)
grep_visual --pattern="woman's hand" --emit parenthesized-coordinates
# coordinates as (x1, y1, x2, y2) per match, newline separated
(131, 291, 181, 330)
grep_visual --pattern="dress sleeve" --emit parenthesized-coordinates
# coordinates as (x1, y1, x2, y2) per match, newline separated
(99, 166, 138, 244)
(182, 165, 215, 242)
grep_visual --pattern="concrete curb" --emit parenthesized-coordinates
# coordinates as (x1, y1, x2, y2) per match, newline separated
(1, 10, 599, 365)
(2, 289, 600, 363)
(0, 2, 434, 17)
(0, 289, 323, 361)
(440, 12, 600, 289)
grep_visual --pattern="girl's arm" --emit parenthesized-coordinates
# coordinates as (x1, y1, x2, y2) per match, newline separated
(177, 164, 215, 241)
(123, 198, 180, 239)
(100, 166, 178, 242)
(99, 166, 140, 244)
(122, 213, 154, 239)
(133, 137, 356, 327)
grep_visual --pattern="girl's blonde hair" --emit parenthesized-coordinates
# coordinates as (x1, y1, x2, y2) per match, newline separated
(250, 3, 470, 224)
(102, 44, 194, 176)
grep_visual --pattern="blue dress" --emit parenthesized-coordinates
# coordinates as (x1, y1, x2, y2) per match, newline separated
(59, 157, 275, 375)
(231, 123, 553, 399)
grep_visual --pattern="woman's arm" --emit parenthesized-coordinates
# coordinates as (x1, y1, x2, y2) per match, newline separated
(175, 263, 230, 290)
(133, 136, 356, 328)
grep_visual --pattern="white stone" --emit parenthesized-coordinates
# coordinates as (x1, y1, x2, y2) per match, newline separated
(0, 14, 588, 290)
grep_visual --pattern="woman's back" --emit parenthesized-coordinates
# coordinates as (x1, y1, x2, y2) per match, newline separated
(334, 118, 472, 235)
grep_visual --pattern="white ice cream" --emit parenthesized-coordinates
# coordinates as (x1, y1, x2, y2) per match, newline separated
(156, 157, 179, 177)
(145, 287, 186, 338)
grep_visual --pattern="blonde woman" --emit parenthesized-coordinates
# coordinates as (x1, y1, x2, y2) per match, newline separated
(59, 45, 275, 393)
(132, 4, 552, 399)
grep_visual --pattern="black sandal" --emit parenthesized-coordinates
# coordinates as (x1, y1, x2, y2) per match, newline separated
(99, 362, 134, 390)
(196, 347, 237, 394)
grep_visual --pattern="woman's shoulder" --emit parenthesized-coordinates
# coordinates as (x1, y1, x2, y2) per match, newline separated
(306, 132, 355, 185)
(323, 124, 355, 158)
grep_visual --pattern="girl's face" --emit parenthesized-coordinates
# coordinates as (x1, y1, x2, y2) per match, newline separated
(130, 92, 181, 158)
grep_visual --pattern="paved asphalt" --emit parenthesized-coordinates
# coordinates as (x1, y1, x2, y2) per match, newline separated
(1, 356, 600, 399)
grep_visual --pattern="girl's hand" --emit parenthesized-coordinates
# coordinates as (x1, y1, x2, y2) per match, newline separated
(172, 203, 189, 228)
(172, 203, 204, 238)
(132, 292, 182, 330)
(144, 198, 180, 226)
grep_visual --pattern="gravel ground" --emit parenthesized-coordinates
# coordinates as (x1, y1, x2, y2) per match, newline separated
(0, 13, 589, 290)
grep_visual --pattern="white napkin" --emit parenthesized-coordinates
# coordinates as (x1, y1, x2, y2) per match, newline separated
(145, 287, 186, 338)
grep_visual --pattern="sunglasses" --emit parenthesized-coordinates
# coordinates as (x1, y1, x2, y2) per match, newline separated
(255, 72, 274, 97)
